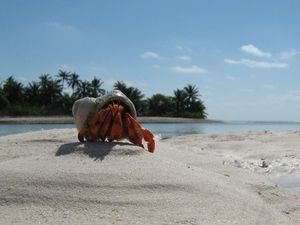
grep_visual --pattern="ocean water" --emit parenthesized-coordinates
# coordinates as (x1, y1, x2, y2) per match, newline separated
(1, 121, 300, 138)
(143, 121, 300, 138)
(0, 124, 75, 137)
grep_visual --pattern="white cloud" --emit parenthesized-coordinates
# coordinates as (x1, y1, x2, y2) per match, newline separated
(88, 65, 106, 73)
(105, 79, 117, 86)
(175, 45, 192, 52)
(152, 64, 161, 69)
(178, 55, 191, 61)
(175, 45, 184, 50)
(140, 51, 161, 59)
(240, 44, 271, 58)
(262, 84, 275, 89)
(59, 64, 76, 71)
(47, 22, 76, 32)
(279, 49, 299, 60)
(172, 65, 206, 74)
(226, 75, 236, 81)
(240, 88, 255, 93)
(225, 58, 288, 69)
(262, 90, 300, 105)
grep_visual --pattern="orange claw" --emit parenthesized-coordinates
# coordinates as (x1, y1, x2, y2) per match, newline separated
(142, 129, 155, 153)
(125, 112, 155, 152)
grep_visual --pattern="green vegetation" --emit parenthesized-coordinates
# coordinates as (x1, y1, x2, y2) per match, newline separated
(0, 71, 207, 118)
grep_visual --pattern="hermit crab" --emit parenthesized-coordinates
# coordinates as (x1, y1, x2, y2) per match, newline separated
(72, 90, 155, 152)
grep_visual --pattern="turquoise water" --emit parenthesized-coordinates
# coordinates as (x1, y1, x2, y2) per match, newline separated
(1, 121, 300, 137)
(143, 121, 300, 138)
(0, 124, 75, 137)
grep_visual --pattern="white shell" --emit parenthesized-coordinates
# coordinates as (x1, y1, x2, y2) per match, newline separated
(72, 97, 97, 131)
(72, 90, 137, 132)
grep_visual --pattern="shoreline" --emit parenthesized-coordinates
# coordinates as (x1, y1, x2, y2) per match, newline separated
(0, 116, 225, 124)
(0, 129, 299, 224)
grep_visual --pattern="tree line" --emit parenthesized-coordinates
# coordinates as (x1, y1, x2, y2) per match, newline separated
(0, 70, 207, 118)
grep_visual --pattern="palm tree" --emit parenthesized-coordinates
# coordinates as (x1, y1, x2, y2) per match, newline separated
(38, 74, 50, 105)
(39, 74, 62, 105)
(90, 77, 105, 97)
(173, 89, 187, 116)
(2, 76, 24, 104)
(39, 74, 51, 87)
(113, 81, 128, 96)
(190, 100, 207, 118)
(184, 84, 199, 108)
(48, 79, 62, 104)
(147, 94, 174, 116)
(113, 81, 145, 113)
(25, 81, 40, 105)
(128, 87, 144, 113)
(68, 72, 81, 94)
(0, 88, 9, 110)
(56, 70, 70, 92)
(74, 81, 92, 98)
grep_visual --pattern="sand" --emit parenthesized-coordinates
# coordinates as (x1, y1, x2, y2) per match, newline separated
(0, 129, 300, 224)
(0, 116, 223, 124)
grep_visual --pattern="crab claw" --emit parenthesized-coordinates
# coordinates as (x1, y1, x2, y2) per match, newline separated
(125, 112, 155, 153)
(142, 128, 155, 153)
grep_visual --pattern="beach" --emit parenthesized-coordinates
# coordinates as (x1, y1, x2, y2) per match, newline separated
(0, 116, 224, 124)
(1, 129, 300, 224)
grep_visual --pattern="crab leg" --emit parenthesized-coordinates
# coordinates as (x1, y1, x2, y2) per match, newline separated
(125, 113, 144, 148)
(125, 113, 155, 152)
(97, 106, 113, 141)
(90, 107, 111, 140)
(109, 104, 124, 140)
(77, 106, 111, 142)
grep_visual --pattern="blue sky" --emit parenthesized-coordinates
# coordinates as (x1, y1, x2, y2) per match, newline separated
(1, 0, 300, 121)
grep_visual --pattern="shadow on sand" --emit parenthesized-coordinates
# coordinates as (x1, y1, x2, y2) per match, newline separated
(55, 141, 135, 160)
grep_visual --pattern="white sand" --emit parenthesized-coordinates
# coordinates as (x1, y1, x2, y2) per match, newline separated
(0, 129, 300, 225)
(0, 116, 224, 124)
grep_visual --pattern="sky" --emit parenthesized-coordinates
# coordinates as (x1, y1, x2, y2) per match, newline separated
(1, 0, 300, 121)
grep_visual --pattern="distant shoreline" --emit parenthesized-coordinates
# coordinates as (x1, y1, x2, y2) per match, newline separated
(0, 116, 225, 124)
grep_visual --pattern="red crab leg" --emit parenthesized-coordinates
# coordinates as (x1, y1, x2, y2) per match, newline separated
(77, 106, 111, 142)
(89, 107, 111, 140)
(125, 113, 155, 152)
(109, 104, 124, 140)
(125, 112, 143, 148)
(97, 105, 113, 141)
